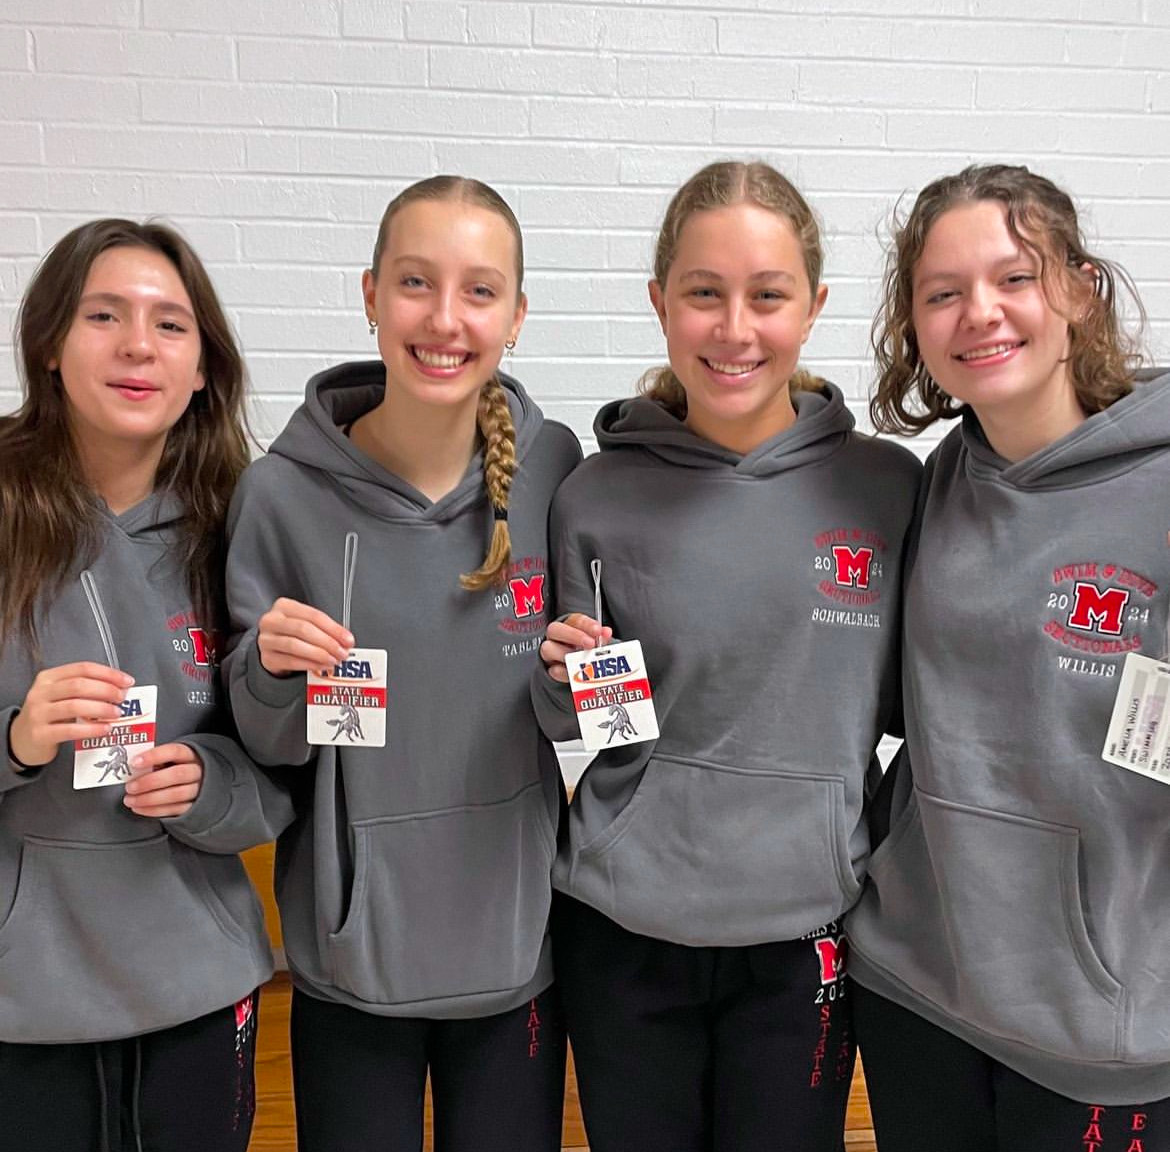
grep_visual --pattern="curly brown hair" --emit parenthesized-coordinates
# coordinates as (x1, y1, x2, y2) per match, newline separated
(639, 160, 825, 418)
(869, 164, 1144, 435)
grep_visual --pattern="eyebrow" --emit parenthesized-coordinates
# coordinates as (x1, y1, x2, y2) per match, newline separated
(79, 291, 196, 322)
(914, 252, 1034, 290)
(390, 256, 509, 281)
(678, 268, 797, 285)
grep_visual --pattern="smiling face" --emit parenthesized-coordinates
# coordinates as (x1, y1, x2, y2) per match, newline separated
(910, 199, 1083, 438)
(649, 201, 826, 453)
(51, 245, 205, 465)
(362, 198, 527, 420)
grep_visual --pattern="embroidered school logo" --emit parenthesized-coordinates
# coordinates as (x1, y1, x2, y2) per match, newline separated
(1043, 560, 1153, 676)
(831, 546, 873, 589)
(811, 527, 886, 629)
(509, 574, 546, 618)
(496, 556, 549, 657)
(167, 609, 219, 685)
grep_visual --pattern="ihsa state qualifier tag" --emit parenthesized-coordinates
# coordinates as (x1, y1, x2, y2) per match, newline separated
(73, 684, 158, 790)
(307, 647, 387, 748)
(1102, 652, 1170, 785)
(566, 639, 658, 752)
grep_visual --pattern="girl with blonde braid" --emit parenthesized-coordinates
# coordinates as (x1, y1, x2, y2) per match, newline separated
(224, 176, 579, 1151)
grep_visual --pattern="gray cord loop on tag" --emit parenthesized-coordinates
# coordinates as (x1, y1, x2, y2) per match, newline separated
(80, 570, 120, 670)
(341, 532, 358, 636)
(590, 558, 603, 632)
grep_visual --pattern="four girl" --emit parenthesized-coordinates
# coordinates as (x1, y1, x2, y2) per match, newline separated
(4, 159, 1163, 1150)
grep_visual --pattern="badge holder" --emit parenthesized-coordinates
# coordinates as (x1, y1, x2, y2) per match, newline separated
(566, 559, 659, 752)
(1101, 537, 1170, 785)
(307, 532, 388, 748)
(73, 571, 158, 790)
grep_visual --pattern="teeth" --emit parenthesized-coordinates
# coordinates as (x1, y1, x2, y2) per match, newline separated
(958, 342, 1019, 362)
(414, 348, 466, 368)
(706, 359, 759, 376)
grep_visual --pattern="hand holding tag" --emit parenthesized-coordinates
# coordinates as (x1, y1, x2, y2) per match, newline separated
(567, 640, 659, 752)
(74, 684, 158, 790)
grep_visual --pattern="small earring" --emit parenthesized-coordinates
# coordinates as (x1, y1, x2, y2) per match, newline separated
(368, 318, 377, 336)
(504, 339, 516, 352)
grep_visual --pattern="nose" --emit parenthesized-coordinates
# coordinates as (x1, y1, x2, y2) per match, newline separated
(961, 282, 1003, 329)
(714, 297, 751, 344)
(118, 314, 155, 360)
(426, 288, 460, 336)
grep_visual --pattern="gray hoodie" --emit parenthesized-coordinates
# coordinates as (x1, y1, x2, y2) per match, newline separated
(224, 363, 581, 1018)
(848, 375, 1170, 1104)
(532, 385, 921, 945)
(0, 491, 291, 1044)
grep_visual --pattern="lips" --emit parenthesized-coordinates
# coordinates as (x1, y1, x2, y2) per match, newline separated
(411, 346, 472, 370)
(703, 357, 765, 377)
(955, 341, 1024, 363)
(108, 379, 159, 399)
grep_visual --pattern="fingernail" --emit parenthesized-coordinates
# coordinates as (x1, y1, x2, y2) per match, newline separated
(130, 756, 143, 769)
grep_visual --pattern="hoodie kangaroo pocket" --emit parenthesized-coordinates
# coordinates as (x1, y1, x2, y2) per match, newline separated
(574, 753, 859, 945)
(327, 781, 554, 1006)
(916, 792, 1124, 1062)
(0, 834, 256, 1040)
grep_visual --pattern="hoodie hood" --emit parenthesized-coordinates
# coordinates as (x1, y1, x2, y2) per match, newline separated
(97, 488, 186, 539)
(595, 381, 854, 476)
(962, 372, 1170, 490)
(268, 360, 545, 523)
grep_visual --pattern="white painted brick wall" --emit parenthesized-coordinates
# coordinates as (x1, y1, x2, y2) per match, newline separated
(4, 0, 1170, 468)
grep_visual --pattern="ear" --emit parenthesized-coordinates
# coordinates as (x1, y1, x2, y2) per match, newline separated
(361, 267, 377, 326)
(509, 291, 528, 345)
(193, 366, 206, 393)
(648, 279, 667, 334)
(47, 357, 59, 372)
(801, 283, 829, 344)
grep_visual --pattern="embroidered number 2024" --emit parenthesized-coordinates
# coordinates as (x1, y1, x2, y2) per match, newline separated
(1046, 592, 1149, 624)
(814, 555, 883, 579)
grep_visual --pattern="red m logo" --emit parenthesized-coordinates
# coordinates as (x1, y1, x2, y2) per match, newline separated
(187, 627, 219, 667)
(831, 546, 873, 589)
(509, 574, 546, 619)
(1067, 581, 1129, 636)
(813, 935, 848, 985)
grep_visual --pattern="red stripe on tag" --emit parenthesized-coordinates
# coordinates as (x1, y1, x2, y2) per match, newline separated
(572, 678, 652, 710)
(307, 685, 387, 707)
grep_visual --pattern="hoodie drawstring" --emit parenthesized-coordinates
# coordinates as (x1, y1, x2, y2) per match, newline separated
(94, 1045, 111, 1152)
(81, 570, 121, 670)
(132, 1036, 144, 1152)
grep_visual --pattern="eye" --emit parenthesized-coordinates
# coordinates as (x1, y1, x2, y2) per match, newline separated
(755, 289, 787, 303)
(470, 284, 497, 300)
(400, 274, 428, 290)
(923, 289, 958, 306)
(688, 287, 719, 300)
(1004, 273, 1037, 287)
(158, 320, 189, 334)
(85, 310, 116, 323)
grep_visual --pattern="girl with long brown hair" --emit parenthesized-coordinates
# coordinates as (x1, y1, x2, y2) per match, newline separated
(0, 219, 290, 1151)
(223, 176, 579, 1150)
(848, 164, 1170, 1149)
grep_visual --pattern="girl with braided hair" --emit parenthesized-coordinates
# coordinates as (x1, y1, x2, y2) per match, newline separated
(224, 176, 579, 1150)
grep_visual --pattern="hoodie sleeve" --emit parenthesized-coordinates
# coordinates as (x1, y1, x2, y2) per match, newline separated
(163, 730, 295, 853)
(222, 463, 316, 769)
(2, 707, 45, 795)
(530, 484, 598, 743)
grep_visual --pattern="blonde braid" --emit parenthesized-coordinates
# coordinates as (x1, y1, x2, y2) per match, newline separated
(460, 374, 516, 590)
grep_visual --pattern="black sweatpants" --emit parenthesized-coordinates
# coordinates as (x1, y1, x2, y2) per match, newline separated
(854, 983, 1170, 1152)
(553, 894, 855, 1152)
(290, 984, 567, 1152)
(0, 991, 258, 1152)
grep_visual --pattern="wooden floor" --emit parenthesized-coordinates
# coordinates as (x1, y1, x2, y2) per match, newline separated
(248, 972, 877, 1151)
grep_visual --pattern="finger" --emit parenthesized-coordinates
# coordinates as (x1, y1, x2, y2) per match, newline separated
(259, 637, 343, 676)
(272, 600, 354, 649)
(546, 664, 569, 684)
(32, 720, 114, 745)
(125, 768, 201, 798)
(41, 698, 124, 724)
(124, 787, 200, 817)
(262, 622, 350, 667)
(42, 663, 135, 688)
(544, 624, 603, 653)
(126, 744, 200, 778)
(39, 678, 128, 708)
